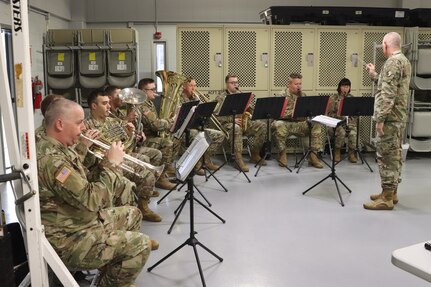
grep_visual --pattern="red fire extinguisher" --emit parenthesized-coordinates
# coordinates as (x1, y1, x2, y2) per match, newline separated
(32, 76, 43, 109)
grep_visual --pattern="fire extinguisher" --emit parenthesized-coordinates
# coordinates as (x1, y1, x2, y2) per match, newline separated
(32, 76, 43, 109)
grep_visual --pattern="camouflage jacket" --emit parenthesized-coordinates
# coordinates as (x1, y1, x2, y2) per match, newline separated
(214, 90, 254, 126)
(138, 100, 171, 137)
(372, 51, 411, 123)
(275, 89, 307, 121)
(84, 115, 136, 153)
(327, 93, 357, 129)
(37, 135, 128, 242)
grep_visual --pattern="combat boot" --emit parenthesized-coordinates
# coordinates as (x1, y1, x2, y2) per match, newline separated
(150, 190, 160, 197)
(370, 188, 399, 204)
(165, 165, 176, 177)
(138, 199, 162, 222)
(235, 152, 249, 172)
(278, 149, 288, 167)
(155, 174, 176, 190)
(348, 150, 358, 163)
(204, 153, 220, 171)
(363, 189, 394, 210)
(194, 167, 205, 176)
(150, 239, 159, 251)
(250, 150, 267, 166)
(334, 148, 341, 162)
(308, 152, 323, 168)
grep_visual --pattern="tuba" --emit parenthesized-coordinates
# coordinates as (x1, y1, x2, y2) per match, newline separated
(156, 70, 187, 121)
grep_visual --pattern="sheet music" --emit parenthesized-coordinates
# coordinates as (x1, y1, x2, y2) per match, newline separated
(173, 106, 196, 139)
(312, 115, 342, 128)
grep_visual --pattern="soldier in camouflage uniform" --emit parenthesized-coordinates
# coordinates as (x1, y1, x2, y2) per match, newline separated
(180, 77, 225, 174)
(85, 89, 163, 222)
(214, 74, 267, 172)
(326, 78, 358, 163)
(271, 73, 323, 168)
(137, 78, 177, 178)
(364, 32, 411, 210)
(37, 98, 156, 287)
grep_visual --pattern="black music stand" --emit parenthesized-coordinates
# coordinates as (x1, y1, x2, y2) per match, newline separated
(302, 117, 352, 207)
(339, 96, 374, 172)
(188, 102, 228, 192)
(166, 103, 225, 234)
(293, 96, 330, 173)
(157, 100, 211, 206)
(217, 92, 253, 182)
(252, 96, 292, 177)
(148, 132, 224, 287)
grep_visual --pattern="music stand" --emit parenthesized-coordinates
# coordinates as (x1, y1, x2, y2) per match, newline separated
(148, 132, 224, 287)
(217, 92, 253, 182)
(188, 102, 228, 192)
(251, 96, 292, 177)
(339, 96, 375, 172)
(166, 103, 226, 234)
(302, 116, 352, 206)
(292, 96, 330, 173)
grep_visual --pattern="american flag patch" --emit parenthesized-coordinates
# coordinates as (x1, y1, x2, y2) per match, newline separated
(55, 166, 72, 184)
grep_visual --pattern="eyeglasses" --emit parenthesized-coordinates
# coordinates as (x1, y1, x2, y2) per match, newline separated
(227, 81, 239, 84)
(144, 88, 157, 91)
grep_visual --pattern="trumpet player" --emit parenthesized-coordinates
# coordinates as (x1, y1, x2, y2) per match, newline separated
(137, 78, 176, 177)
(214, 74, 267, 172)
(180, 77, 225, 173)
(37, 98, 157, 287)
(271, 73, 323, 168)
(85, 89, 165, 222)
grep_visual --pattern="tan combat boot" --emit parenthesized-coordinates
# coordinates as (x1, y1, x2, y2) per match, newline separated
(150, 239, 159, 251)
(334, 148, 341, 162)
(308, 152, 323, 168)
(370, 188, 398, 204)
(155, 174, 176, 190)
(250, 150, 267, 166)
(235, 152, 249, 172)
(138, 199, 162, 222)
(348, 150, 358, 163)
(204, 153, 220, 171)
(165, 165, 176, 177)
(150, 190, 160, 197)
(278, 150, 288, 167)
(363, 189, 394, 210)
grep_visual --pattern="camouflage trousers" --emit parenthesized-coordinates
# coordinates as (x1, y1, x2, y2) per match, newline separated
(88, 166, 135, 207)
(145, 136, 174, 166)
(327, 125, 357, 149)
(60, 206, 151, 287)
(124, 152, 156, 201)
(376, 122, 405, 190)
(271, 120, 322, 152)
(223, 119, 266, 153)
(192, 128, 225, 155)
(134, 145, 163, 166)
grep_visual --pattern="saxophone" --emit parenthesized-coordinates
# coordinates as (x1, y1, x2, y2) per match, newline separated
(236, 88, 253, 132)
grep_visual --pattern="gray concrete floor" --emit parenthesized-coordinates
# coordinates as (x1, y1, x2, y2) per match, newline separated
(1, 152, 431, 287)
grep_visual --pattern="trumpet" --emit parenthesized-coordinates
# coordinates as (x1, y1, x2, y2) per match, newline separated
(80, 134, 165, 177)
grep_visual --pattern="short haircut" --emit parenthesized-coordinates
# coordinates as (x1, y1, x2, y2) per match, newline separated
(337, 78, 351, 94)
(225, 74, 238, 83)
(40, 94, 64, 117)
(104, 85, 121, 97)
(87, 89, 105, 106)
(384, 32, 401, 48)
(44, 98, 81, 128)
(184, 76, 195, 85)
(138, 78, 155, 90)
(288, 73, 302, 84)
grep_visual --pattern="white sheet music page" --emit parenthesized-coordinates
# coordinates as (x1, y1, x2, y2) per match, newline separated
(312, 115, 342, 128)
